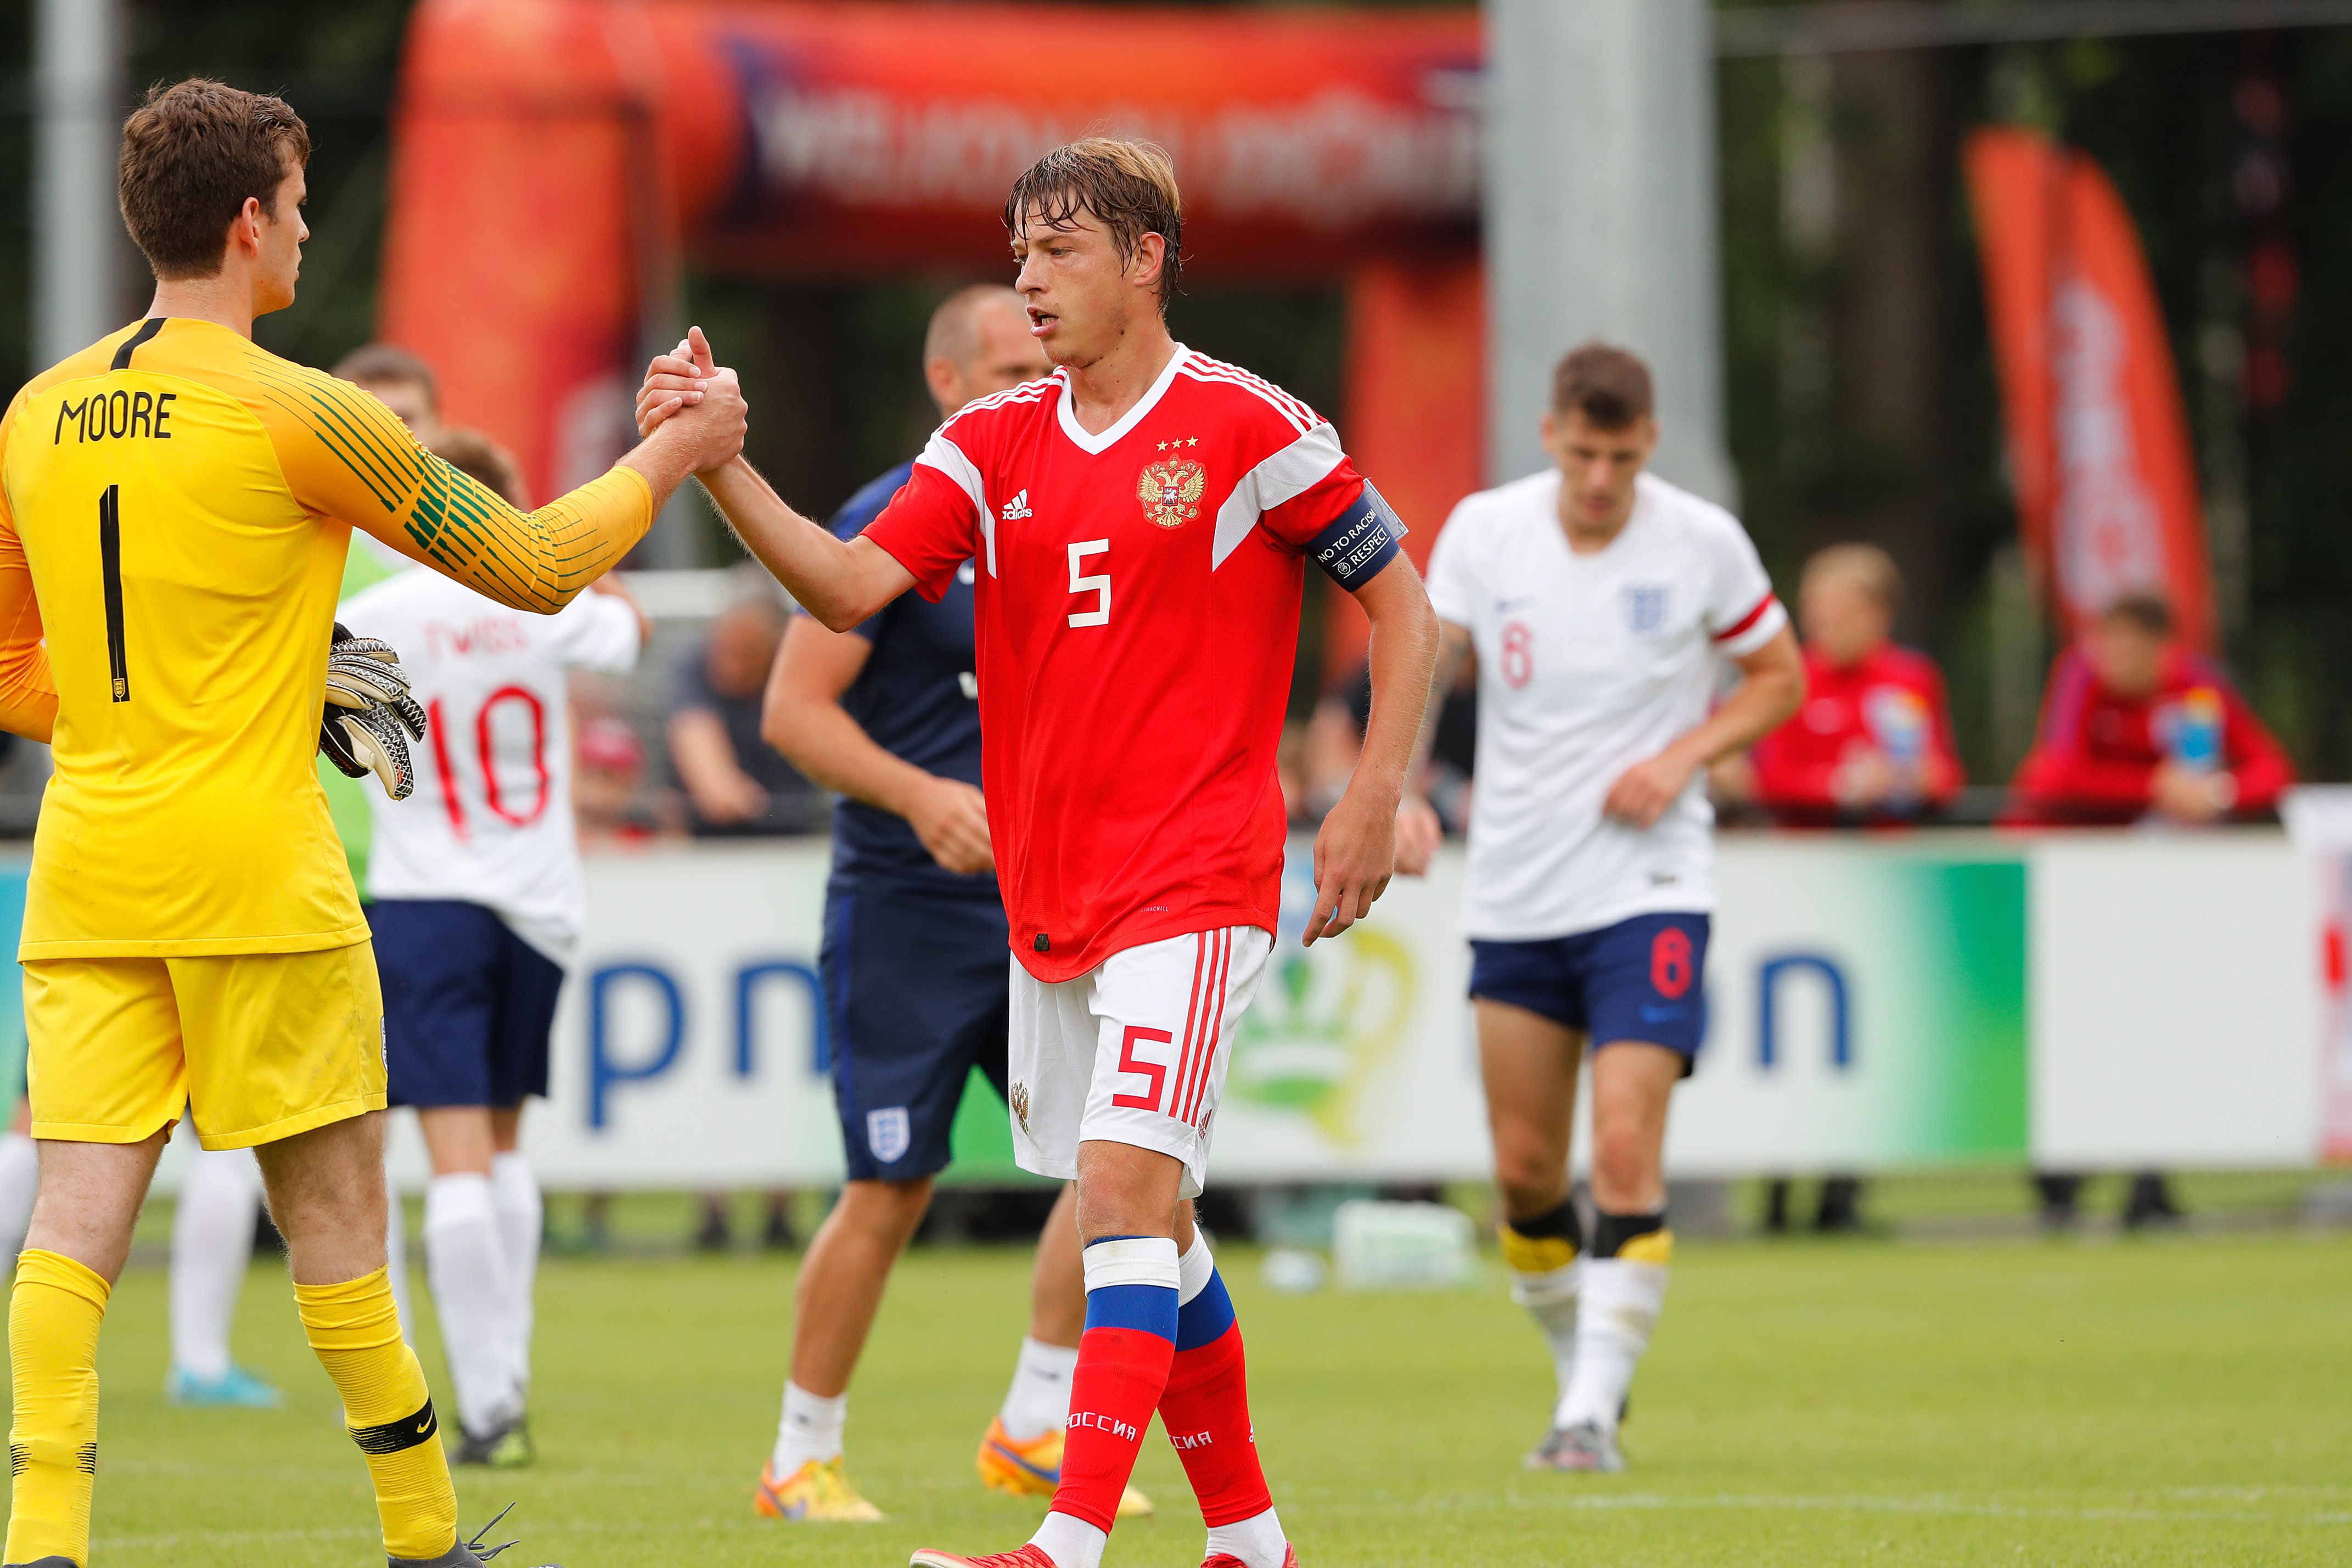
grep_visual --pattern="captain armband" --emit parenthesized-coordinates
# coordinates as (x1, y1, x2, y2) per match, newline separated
(1305, 482, 1407, 590)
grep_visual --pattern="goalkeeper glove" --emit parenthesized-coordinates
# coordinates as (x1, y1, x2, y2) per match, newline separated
(319, 622, 428, 800)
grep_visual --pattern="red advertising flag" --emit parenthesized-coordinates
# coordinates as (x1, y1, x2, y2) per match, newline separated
(1963, 127, 2214, 649)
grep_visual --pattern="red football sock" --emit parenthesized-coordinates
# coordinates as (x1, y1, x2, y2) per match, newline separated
(1051, 1323, 1175, 1532)
(1160, 1285, 1273, 1525)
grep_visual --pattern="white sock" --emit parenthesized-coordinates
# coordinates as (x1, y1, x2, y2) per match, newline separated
(1029, 1510, 1108, 1568)
(770, 1379, 847, 1475)
(1556, 1256, 1670, 1434)
(1205, 1504, 1289, 1568)
(0, 1131, 38, 1264)
(1509, 1261, 1581, 1403)
(490, 1151, 542, 1402)
(169, 1146, 261, 1379)
(424, 1172, 521, 1435)
(385, 1166, 413, 1339)
(998, 1336, 1081, 1443)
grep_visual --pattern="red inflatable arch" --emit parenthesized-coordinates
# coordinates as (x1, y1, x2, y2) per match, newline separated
(381, 0, 1484, 662)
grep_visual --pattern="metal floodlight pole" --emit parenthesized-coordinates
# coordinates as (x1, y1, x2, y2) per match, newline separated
(33, 0, 127, 372)
(1485, 0, 1736, 504)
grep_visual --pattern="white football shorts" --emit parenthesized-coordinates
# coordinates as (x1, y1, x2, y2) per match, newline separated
(1006, 925, 1274, 1199)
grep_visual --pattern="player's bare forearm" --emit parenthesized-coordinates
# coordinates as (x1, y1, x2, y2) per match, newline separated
(1677, 626, 1806, 769)
(767, 692, 933, 817)
(697, 459, 912, 632)
(1307, 555, 1440, 942)
(636, 330, 910, 628)
(1350, 555, 1442, 805)
(762, 614, 992, 873)
(1604, 625, 1805, 829)
(1393, 619, 1468, 876)
(1411, 623, 1473, 772)
(762, 619, 930, 817)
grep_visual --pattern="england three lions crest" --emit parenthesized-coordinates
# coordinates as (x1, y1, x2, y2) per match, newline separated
(1623, 583, 1672, 638)
(1137, 458, 1206, 529)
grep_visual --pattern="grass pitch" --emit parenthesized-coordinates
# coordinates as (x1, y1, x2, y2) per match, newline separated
(27, 1225, 2352, 1566)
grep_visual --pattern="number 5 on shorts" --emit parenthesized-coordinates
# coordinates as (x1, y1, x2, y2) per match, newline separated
(1112, 1025, 1172, 1111)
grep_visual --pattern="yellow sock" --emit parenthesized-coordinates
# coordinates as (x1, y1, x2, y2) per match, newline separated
(6, 1248, 110, 1568)
(294, 1267, 458, 1563)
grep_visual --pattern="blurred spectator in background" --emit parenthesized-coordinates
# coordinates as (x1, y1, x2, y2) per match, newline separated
(574, 716, 667, 848)
(334, 342, 444, 445)
(1305, 657, 1477, 829)
(1727, 541, 1960, 1232)
(2009, 591, 2292, 1229)
(1741, 544, 1960, 827)
(2008, 593, 2293, 828)
(668, 578, 823, 836)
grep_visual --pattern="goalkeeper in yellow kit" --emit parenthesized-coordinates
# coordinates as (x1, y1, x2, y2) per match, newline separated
(0, 80, 744, 1567)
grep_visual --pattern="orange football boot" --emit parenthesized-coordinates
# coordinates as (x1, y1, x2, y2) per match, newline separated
(975, 1416, 1153, 1516)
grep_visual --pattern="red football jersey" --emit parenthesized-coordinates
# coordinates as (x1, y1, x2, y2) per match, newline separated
(2007, 644, 2294, 824)
(1749, 643, 1962, 822)
(864, 347, 1402, 981)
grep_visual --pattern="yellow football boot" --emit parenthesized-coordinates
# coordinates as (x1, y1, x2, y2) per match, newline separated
(975, 1417, 1154, 1518)
(754, 1455, 886, 1522)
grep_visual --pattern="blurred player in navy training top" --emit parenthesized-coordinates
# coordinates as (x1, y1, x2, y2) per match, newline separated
(749, 284, 1147, 1524)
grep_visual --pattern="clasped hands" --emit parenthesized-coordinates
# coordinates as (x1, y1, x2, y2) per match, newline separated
(638, 326, 747, 472)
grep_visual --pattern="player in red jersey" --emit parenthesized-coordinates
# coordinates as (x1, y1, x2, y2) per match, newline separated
(639, 139, 1438, 1568)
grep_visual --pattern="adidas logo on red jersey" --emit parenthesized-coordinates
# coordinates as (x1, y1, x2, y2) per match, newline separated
(1000, 490, 1033, 520)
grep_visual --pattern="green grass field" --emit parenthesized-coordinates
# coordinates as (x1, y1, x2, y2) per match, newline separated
(24, 1227, 2352, 1567)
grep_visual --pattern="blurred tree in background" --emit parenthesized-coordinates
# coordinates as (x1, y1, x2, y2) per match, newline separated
(2, 1, 2349, 772)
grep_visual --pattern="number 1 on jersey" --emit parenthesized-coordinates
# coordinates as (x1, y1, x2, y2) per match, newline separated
(1067, 539, 1110, 628)
(98, 484, 128, 702)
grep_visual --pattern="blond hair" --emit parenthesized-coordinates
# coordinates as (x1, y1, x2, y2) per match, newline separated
(1801, 542, 1904, 611)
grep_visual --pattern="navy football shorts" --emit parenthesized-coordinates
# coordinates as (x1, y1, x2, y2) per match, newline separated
(821, 874, 1011, 1182)
(368, 899, 565, 1109)
(1468, 912, 1711, 1073)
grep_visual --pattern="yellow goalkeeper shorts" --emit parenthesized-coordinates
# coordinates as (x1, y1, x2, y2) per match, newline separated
(24, 942, 385, 1150)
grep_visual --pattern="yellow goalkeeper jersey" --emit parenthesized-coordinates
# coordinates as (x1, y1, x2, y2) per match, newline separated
(0, 315, 654, 959)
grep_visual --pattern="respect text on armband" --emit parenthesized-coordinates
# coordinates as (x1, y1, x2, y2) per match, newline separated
(1309, 499, 1402, 588)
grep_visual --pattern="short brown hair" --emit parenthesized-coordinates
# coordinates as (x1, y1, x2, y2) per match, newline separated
(430, 428, 527, 507)
(1803, 543, 1904, 612)
(1003, 138, 1183, 311)
(119, 78, 311, 280)
(1551, 342, 1654, 429)
(2100, 592, 2174, 639)
(334, 343, 439, 408)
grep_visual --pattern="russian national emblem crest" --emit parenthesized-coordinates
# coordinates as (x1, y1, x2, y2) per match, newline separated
(1009, 1082, 1032, 1137)
(1137, 457, 1207, 529)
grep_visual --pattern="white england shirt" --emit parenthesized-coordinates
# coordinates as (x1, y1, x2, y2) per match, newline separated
(341, 570, 642, 963)
(1424, 469, 1786, 940)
